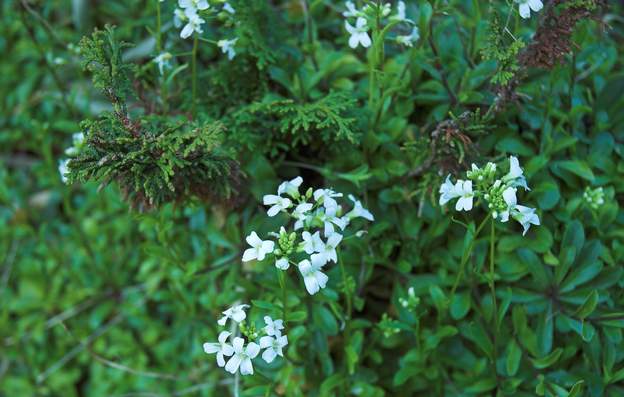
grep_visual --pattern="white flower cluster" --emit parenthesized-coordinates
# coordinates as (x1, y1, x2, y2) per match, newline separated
(515, 0, 543, 19)
(342, 1, 418, 49)
(172, 0, 238, 60)
(203, 304, 288, 376)
(58, 132, 85, 184)
(439, 156, 540, 235)
(242, 176, 374, 295)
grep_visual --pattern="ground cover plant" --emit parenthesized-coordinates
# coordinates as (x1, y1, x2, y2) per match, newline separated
(2, 0, 624, 396)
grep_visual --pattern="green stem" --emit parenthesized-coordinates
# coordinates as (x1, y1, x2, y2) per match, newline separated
(489, 218, 499, 373)
(450, 215, 490, 296)
(278, 269, 287, 322)
(156, 0, 162, 52)
(338, 250, 352, 319)
(191, 35, 198, 118)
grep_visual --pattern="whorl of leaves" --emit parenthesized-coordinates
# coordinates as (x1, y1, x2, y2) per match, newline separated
(70, 26, 242, 211)
(481, 13, 526, 86)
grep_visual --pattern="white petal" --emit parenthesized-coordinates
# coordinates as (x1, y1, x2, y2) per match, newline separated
(276, 258, 290, 270)
(239, 357, 254, 375)
(232, 337, 245, 353)
(261, 240, 275, 255)
(262, 348, 277, 363)
(348, 34, 359, 49)
(217, 315, 228, 326)
(263, 194, 279, 205)
(218, 331, 231, 344)
(232, 310, 246, 323)
(519, 3, 530, 18)
(246, 231, 262, 247)
(359, 33, 372, 48)
(242, 248, 257, 262)
(267, 205, 281, 217)
(344, 20, 355, 34)
(528, 0, 543, 12)
(259, 336, 274, 349)
(203, 342, 220, 354)
(224, 355, 241, 374)
(180, 24, 194, 39)
(304, 275, 319, 295)
(246, 342, 260, 358)
(221, 343, 234, 356)
(216, 352, 226, 367)
(315, 270, 329, 290)
(327, 233, 343, 248)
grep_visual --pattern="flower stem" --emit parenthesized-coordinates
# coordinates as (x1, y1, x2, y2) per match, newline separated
(278, 269, 287, 322)
(338, 250, 352, 318)
(489, 218, 499, 369)
(450, 215, 490, 296)
(191, 34, 198, 118)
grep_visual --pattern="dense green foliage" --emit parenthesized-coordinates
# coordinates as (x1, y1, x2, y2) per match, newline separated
(2, 0, 624, 396)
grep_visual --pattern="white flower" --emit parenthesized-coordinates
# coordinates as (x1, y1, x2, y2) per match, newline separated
(499, 186, 517, 222)
(313, 233, 343, 265)
(511, 205, 540, 235)
(242, 231, 275, 262)
(380, 3, 392, 17)
(346, 194, 374, 221)
(342, 1, 360, 18)
(173, 8, 186, 28)
(203, 331, 235, 367)
(180, 12, 205, 39)
(293, 202, 313, 230)
(218, 304, 250, 326)
(217, 38, 238, 60)
(263, 195, 292, 217)
(275, 257, 290, 270)
(454, 180, 474, 211)
(223, 2, 235, 14)
(439, 175, 460, 206)
(504, 156, 530, 190)
(259, 334, 288, 363)
(278, 176, 303, 198)
(153, 52, 173, 75)
(263, 316, 284, 337)
(313, 188, 343, 210)
(391, 1, 413, 23)
(345, 17, 372, 49)
(397, 27, 419, 47)
(318, 206, 347, 236)
(516, 0, 543, 19)
(302, 230, 325, 254)
(179, 0, 209, 11)
(225, 337, 260, 376)
(58, 159, 70, 184)
(298, 257, 329, 295)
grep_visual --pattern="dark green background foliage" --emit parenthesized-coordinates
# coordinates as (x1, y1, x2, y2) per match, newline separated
(2, 0, 624, 396)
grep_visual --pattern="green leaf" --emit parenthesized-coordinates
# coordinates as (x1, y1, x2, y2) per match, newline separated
(506, 340, 522, 376)
(552, 160, 595, 181)
(531, 348, 563, 369)
(429, 285, 448, 314)
(313, 304, 339, 336)
(568, 380, 584, 397)
(450, 291, 471, 320)
(574, 290, 599, 319)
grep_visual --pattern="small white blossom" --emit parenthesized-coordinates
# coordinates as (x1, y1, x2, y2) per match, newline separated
(225, 337, 260, 376)
(223, 2, 235, 13)
(391, 1, 413, 23)
(293, 202, 313, 230)
(180, 12, 205, 39)
(313, 188, 343, 210)
(173, 8, 186, 28)
(504, 156, 530, 190)
(218, 304, 250, 326)
(58, 159, 70, 184)
(217, 38, 238, 60)
(153, 52, 173, 75)
(263, 195, 292, 217)
(312, 233, 343, 265)
(179, 0, 209, 11)
(499, 186, 517, 222)
(64, 132, 85, 156)
(259, 334, 288, 363)
(342, 1, 360, 18)
(318, 206, 347, 236)
(455, 180, 474, 211)
(242, 232, 275, 262)
(397, 27, 419, 47)
(302, 230, 325, 254)
(380, 3, 392, 17)
(203, 331, 235, 367)
(516, 0, 543, 19)
(511, 205, 540, 235)
(263, 316, 284, 337)
(439, 175, 460, 206)
(275, 257, 290, 270)
(345, 17, 372, 49)
(298, 257, 329, 295)
(346, 194, 374, 221)
(278, 176, 304, 198)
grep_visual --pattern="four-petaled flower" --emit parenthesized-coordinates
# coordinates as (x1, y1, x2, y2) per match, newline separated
(298, 257, 329, 295)
(345, 17, 372, 49)
(263, 316, 284, 337)
(259, 334, 288, 363)
(504, 156, 530, 190)
(278, 176, 304, 198)
(218, 304, 250, 326)
(397, 27, 420, 47)
(153, 52, 173, 75)
(515, 0, 543, 19)
(225, 337, 260, 375)
(342, 1, 360, 18)
(312, 233, 343, 265)
(203, 331, 234, 367)
(180, 12, 205, 39)
(346, 195, 374, 221)
(242, 232, 275, 262)
(263, 194, 292, 217)
(455, 180, 474, 211)
(302, 231, 324, 255)
(217, 38, 238, 60)
(511, 205, 540, 235)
